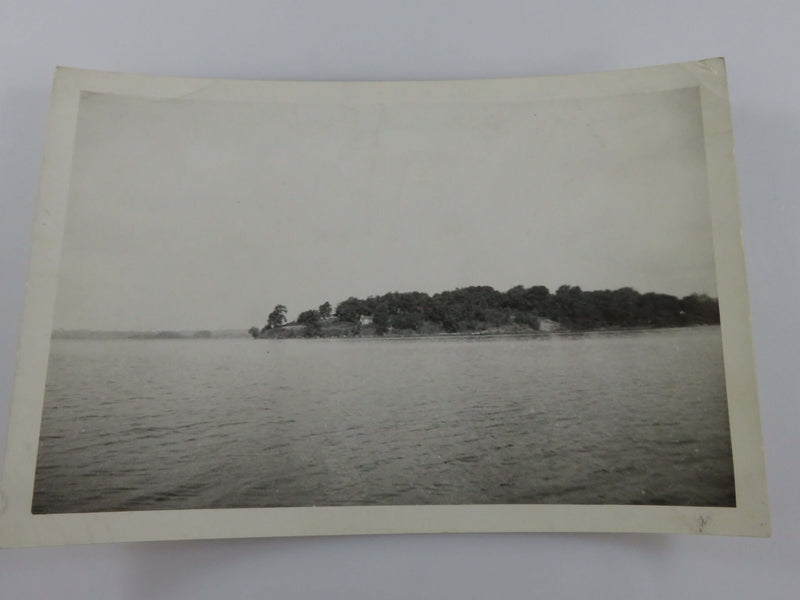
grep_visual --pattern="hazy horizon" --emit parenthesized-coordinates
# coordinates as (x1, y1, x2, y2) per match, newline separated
(53, 86, 717, 330)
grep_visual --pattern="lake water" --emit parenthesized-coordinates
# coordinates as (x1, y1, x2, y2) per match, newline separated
(32, 327, 735, 513)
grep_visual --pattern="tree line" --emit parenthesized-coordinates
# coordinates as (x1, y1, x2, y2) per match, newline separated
(250, 284, 720, 338)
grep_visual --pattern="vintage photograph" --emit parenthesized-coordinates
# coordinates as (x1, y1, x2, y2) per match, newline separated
(0, 61, 770, 544)
(31, 79, 736, 514)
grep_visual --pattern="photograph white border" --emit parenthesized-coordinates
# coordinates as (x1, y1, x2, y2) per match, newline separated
(0, 59, 770, 547)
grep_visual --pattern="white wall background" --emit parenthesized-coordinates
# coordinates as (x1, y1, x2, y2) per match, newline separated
(1, 2, 798, 598)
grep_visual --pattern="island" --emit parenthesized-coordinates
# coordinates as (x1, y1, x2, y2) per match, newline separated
(250, 284, 720, 339)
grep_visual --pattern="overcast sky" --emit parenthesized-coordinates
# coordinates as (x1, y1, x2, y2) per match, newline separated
(53, 85, 716, 330)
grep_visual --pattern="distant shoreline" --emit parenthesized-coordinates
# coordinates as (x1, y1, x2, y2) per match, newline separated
(50, 329, 250, 341)
(50, 323, 720, 342)
(256, 322, 720, 342)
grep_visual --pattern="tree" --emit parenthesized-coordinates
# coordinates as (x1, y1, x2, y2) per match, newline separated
(607, 287, 639, 326)
(504, 285, 527, 310)
(525, 285, 550, 313)
(248, 326, 260, 339)
(335, 297, 364, 323)
(267, 304, 287, 328)
(297, 309, 321, 325)
(373, 302, 390, 335)
(297, 309, 322, 336)
(318, 301, 332, 320)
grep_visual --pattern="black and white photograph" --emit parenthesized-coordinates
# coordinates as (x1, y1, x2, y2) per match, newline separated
(0, 61, 769, 544)
(33, 82, 737, 514)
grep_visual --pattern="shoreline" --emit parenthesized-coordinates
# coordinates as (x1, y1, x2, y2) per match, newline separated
(258, 323, 719, 342)
(51, 323, 720, 342)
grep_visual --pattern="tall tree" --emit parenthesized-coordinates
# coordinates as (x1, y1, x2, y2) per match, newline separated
(335, 297, 364, 323)
(267, 304, 287, 328)
(318, 301, 332, 320)
(297, 309, 322, 336)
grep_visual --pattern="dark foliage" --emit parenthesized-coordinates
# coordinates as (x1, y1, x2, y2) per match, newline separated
(325, 285, 719, 333)
(279, 285, 719, 338)
(297, 309, 321, 325)
(296, 309, 322, 336)
(318, 301, 333, 320)
(334, 296, 366, 323)
(265, 304, 287, 330)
